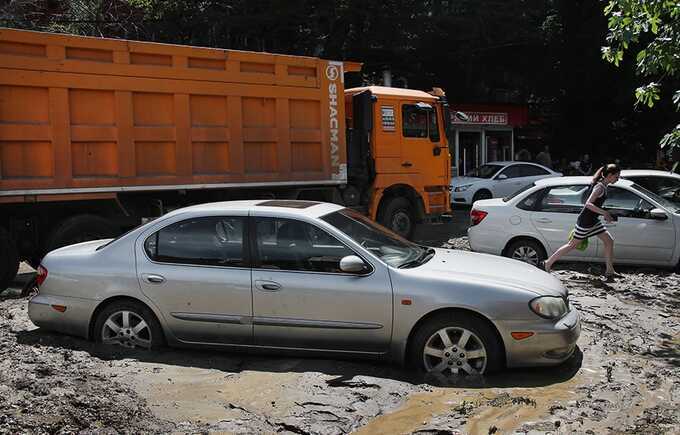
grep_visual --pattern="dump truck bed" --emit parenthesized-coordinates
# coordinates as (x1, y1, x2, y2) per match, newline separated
(0, 28, 356, 197)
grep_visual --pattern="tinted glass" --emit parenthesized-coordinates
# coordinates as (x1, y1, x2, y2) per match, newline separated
(402, 105, 428, 138)
(537, 185, 589, 213)
(516, 189, 543, 210)
(254, 218, 355, 273)
(520, 164, 550, 176)
(470, 164, 503, 179)
(145, 217, 246, 267)
(499, 165, 523, 179)
(429, 107, 440, 142)
(604, 187, 655, 218)
(504, 182, 536, 202)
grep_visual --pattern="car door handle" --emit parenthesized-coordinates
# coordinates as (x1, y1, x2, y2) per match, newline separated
(255, 280, 281, 291)
(402, 161, 413, 167)
(535, 218, 552, 223)
(143, 274, 165, 284)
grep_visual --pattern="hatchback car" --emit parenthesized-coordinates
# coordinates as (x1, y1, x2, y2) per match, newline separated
(451, 161, 561, 205)
(621, 169, 680, 205)
(29, 200, 580, 377)
(468, 177, 680, 268)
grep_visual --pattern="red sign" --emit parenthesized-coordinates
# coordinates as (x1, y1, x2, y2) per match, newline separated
(452, 111, 508, 125)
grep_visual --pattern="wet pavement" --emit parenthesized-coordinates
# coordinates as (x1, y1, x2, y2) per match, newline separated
(1, 219, 679, 434)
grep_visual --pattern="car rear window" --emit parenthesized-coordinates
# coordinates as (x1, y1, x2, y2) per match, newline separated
(503, 182, 535, 202)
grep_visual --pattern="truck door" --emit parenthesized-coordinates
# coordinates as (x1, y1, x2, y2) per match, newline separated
(400, 102, 431, 174)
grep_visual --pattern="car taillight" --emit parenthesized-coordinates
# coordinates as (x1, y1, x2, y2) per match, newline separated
(36, 265, 48, 287)
(470, 209, 488, 226)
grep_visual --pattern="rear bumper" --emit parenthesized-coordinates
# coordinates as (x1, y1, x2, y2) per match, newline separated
(28, 294, 97, 339)
(468, 226, 504, 256)
(496, 308, 581, 368)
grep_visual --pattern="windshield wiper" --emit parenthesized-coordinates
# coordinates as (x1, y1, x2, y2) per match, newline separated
(398, 247, 435, 269)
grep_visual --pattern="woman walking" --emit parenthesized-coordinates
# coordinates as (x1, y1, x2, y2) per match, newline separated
(543, 164, 621, 276)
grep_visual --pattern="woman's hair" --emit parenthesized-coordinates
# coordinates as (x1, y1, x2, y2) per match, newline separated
(592, 163, 621, 184)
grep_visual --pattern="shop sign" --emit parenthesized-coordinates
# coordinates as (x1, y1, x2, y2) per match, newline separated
(452, 111, 508, 125)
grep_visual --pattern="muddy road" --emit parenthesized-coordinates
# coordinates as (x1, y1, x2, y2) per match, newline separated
(1, 235, 679, 434)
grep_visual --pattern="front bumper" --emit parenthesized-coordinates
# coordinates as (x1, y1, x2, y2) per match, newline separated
(495, 307, 581, 368)
(451, 190, 473, 205)
(28, 294, 97, 340)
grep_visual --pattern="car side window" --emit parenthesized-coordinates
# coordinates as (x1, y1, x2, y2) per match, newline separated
(254, 217, 356, 273)
(537, 185, 589, 214)
(517, 189, 544, 210)
(603, 187, 654, 219)
(499, 165, 523, 179)
(520, 164, 550, 177)
(144, 216, 246, 267)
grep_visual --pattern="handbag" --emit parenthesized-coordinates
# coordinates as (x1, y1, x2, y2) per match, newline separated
(568, 229, 589, 251)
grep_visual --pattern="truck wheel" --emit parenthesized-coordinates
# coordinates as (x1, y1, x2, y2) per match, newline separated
(44, 215, 117, 256)
(0, 227, 20, 292)
(408, 311, 503, 377)
(380, 197, 415, 239)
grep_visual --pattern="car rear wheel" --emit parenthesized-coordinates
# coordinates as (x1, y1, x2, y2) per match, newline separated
(505, 239, 546, 266)
(94, 301, 164, 350)
(409, 312, 502, 377)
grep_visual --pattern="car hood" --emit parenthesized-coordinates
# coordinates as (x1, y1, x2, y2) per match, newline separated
(416, 248, 566, 297)
(451, 176, 483, 187)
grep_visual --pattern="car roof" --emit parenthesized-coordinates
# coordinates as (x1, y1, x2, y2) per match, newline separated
(534, 176, 634, 187)
(621, 169, 680, 178)
(165, 200, 345, 219)
(486, 160, 549, 168)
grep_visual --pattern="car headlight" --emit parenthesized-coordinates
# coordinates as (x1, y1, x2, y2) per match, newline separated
(529, 296, 568, 319)
(454, 184, 474, 192)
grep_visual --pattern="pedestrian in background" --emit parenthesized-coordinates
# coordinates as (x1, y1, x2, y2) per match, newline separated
(535, 145, 552, 169)
(542, 164, 621, 278)
(578, 154, 593, 175)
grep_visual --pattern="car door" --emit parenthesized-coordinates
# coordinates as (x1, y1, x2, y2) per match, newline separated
(529, 184, 599, 260)
(136, 214, 253, 345)
(250, 215, 393, 353)
(492, 164, 526, 197)
(599, 187, 675, 264)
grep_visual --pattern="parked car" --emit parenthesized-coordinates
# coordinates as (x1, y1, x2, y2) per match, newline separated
(468, 176, 680, 268)
(621, 169, 680, 205)
(451, 161, 561, 205)
(29, 200, 580, 377)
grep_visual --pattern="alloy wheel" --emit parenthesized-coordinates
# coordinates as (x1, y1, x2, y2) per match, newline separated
(101, 310, 153, 349)
(512, 245, 540, 265)
(423, 326, 487, 376)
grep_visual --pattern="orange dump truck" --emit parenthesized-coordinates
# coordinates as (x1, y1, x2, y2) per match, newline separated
(0, 28, 451, 289)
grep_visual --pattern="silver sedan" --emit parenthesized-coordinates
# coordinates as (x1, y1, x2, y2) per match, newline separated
(28, 200, 580, 377)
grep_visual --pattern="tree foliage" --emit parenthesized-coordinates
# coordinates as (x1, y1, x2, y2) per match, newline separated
(602, 0, 680, 154)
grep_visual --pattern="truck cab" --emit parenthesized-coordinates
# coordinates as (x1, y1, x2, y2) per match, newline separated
(344, 86, 451, 238)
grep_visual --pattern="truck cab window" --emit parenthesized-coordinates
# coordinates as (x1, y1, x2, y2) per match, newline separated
(402, 105, 428, 138)
(429, 107, 440, 142)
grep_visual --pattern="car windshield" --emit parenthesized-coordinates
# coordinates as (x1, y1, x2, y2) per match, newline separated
(503, 182, 536, 202)
(321, 209, 432, 268)
(630, 183, 680, 213)
(469, 164, 503, 179)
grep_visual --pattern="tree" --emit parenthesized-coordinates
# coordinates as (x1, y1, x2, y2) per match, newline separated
(602, 0, 680, 161)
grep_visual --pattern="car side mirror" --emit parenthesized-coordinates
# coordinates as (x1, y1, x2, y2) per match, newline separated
(497, 174, 508, 180)
(650, 208, 668, 220)
(339, 255, 369, 273)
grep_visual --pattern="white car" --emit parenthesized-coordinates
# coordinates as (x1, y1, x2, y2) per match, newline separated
(621, 169, 680, 205)
(451, 161, 561, 205)
(467, 176, 680, 268)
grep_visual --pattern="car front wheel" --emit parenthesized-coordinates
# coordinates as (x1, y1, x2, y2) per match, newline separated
(94, 301, 164, 350)
(409, 312, 502, 377)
